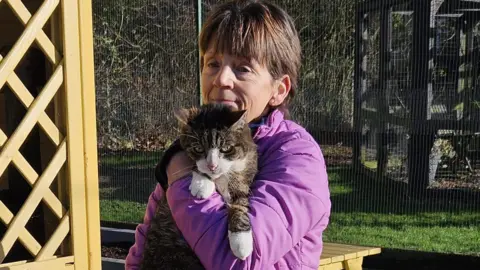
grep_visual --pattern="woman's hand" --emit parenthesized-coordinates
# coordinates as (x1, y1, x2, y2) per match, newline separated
(166, 151, 195, 186)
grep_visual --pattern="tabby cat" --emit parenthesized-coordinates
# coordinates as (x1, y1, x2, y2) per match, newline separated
(140, 104, 258, 269)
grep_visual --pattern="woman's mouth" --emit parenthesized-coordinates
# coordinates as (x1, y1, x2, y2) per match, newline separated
(213, 99, 238, 108)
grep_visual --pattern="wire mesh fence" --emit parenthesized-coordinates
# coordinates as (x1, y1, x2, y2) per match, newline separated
(92, 0, 480, 257)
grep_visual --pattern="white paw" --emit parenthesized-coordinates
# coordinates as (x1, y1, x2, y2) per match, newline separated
(228, 230, 253, 260)
(189, 171, 215, 199)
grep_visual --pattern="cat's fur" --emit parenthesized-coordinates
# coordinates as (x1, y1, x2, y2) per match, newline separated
(140, 104, 258, 270)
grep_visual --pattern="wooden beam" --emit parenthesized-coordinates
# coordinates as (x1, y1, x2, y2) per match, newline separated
(0, 255, 74, 269)
(408, 0, 435, 197)
(410, 0, 434, 124)
(460, 0, 480, 9)
(432, 0, 446, 14)
(362, 108, 480, 131)
(357, 0, 413, 14)
(353, 10, 367, 171)
(453, 17, 463, 119)
(361, 109, 410, 127)
(435, 13, 464, 17)
(426, 119, 480, 131)
(464, 16, 479, 121)
(376, 7, 392, 178)
(77, 0, 102, 268)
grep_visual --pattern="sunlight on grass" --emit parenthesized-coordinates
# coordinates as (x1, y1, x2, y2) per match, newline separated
(325, 167, 480, 256)
(100, 199, 146, 224)
(99, 187, 120, 197)
(99, 164, 480, 256)
(99, 151, 163, 168)
(324, 212, 480, 256)
(328, 171, 353, 195)
(363, 160, 377, 170)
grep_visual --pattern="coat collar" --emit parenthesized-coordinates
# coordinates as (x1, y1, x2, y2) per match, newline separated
(250, 109, 285, 141)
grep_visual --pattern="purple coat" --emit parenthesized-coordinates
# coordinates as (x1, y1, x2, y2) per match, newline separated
(125, 109, 331, 269)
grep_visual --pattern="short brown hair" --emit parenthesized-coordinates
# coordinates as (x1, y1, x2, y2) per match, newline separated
(199, 0, 301, 110)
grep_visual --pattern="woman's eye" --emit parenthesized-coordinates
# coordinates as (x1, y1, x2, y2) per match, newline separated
(207, 61, 219, 68)
(237, 66, 251, 73)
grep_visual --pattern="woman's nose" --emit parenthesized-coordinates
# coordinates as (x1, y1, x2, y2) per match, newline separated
(213, 66, 234, 89)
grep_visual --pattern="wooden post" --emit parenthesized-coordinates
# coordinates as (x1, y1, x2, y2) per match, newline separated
(407, 0, 435, 198)
(78, 0, 102, 267)
(0, 85, 7, 191)
(376, 6, 392, 179)
(353, 2, 366, 172)
(452, 17, 462, 120)
(464, 15, 480, 123)
(472, 20, 480, 122)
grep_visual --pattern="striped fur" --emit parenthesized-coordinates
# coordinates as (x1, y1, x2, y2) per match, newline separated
(177, 104, 258, 244)
(140, 104, 257, 269)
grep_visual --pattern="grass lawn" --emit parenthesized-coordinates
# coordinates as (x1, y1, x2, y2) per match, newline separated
(99, 156, 480, 256)
(99, 150, 163, 168)
(100, 199, 146, 224)
(324, 167, 480, 256)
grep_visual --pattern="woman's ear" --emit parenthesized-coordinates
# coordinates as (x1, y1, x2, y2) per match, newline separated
(270, 75, 291, 106)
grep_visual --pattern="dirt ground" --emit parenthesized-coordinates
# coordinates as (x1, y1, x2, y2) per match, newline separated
(102, 242, 131, 259)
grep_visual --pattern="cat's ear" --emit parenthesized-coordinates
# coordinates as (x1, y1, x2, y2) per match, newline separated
(230, 110, 248, 131)
(173, 108, 192, 127)
(174, 107, 200, 127)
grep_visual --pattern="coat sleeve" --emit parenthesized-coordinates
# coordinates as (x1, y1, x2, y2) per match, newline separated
(166, 132, 331, 270)
(125, 184, 164, 270)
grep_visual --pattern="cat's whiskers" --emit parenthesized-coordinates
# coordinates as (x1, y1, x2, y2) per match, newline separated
(192, 130, 201, 141)
(181, 133, 199, 141)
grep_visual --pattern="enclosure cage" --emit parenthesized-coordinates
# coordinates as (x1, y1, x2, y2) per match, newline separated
(0, 0, 101, 269)
(354, 0, 480, 195)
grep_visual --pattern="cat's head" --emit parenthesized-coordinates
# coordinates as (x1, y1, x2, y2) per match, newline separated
(174, 104, 255, 179)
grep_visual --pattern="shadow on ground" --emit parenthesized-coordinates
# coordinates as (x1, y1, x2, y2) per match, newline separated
(98, 150, 164, 203)
(328, 166, 480, 270)
(329, 166, 480, 216)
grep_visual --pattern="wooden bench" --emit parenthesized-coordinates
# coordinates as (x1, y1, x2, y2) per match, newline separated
(319, 242, 381, 270)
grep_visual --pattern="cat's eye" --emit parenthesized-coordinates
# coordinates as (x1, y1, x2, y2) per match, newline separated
(220, 145, 234, 154)
(192, 146, 204, 154)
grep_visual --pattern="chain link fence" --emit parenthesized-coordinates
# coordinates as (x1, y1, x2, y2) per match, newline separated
(94, 0, 480, 257)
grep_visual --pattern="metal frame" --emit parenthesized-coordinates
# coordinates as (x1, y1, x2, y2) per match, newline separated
(354, 0, 480, 195)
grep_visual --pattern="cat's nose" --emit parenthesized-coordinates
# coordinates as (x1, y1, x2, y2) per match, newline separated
(207, 163, 218, 171)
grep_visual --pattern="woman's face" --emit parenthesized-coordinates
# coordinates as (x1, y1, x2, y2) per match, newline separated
(200, 45, 291, 123)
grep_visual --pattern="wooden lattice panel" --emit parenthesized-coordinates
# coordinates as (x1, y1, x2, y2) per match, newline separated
(0, 0, 100, 269)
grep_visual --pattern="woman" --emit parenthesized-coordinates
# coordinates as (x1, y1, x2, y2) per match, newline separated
(126, 0, 331, 269)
